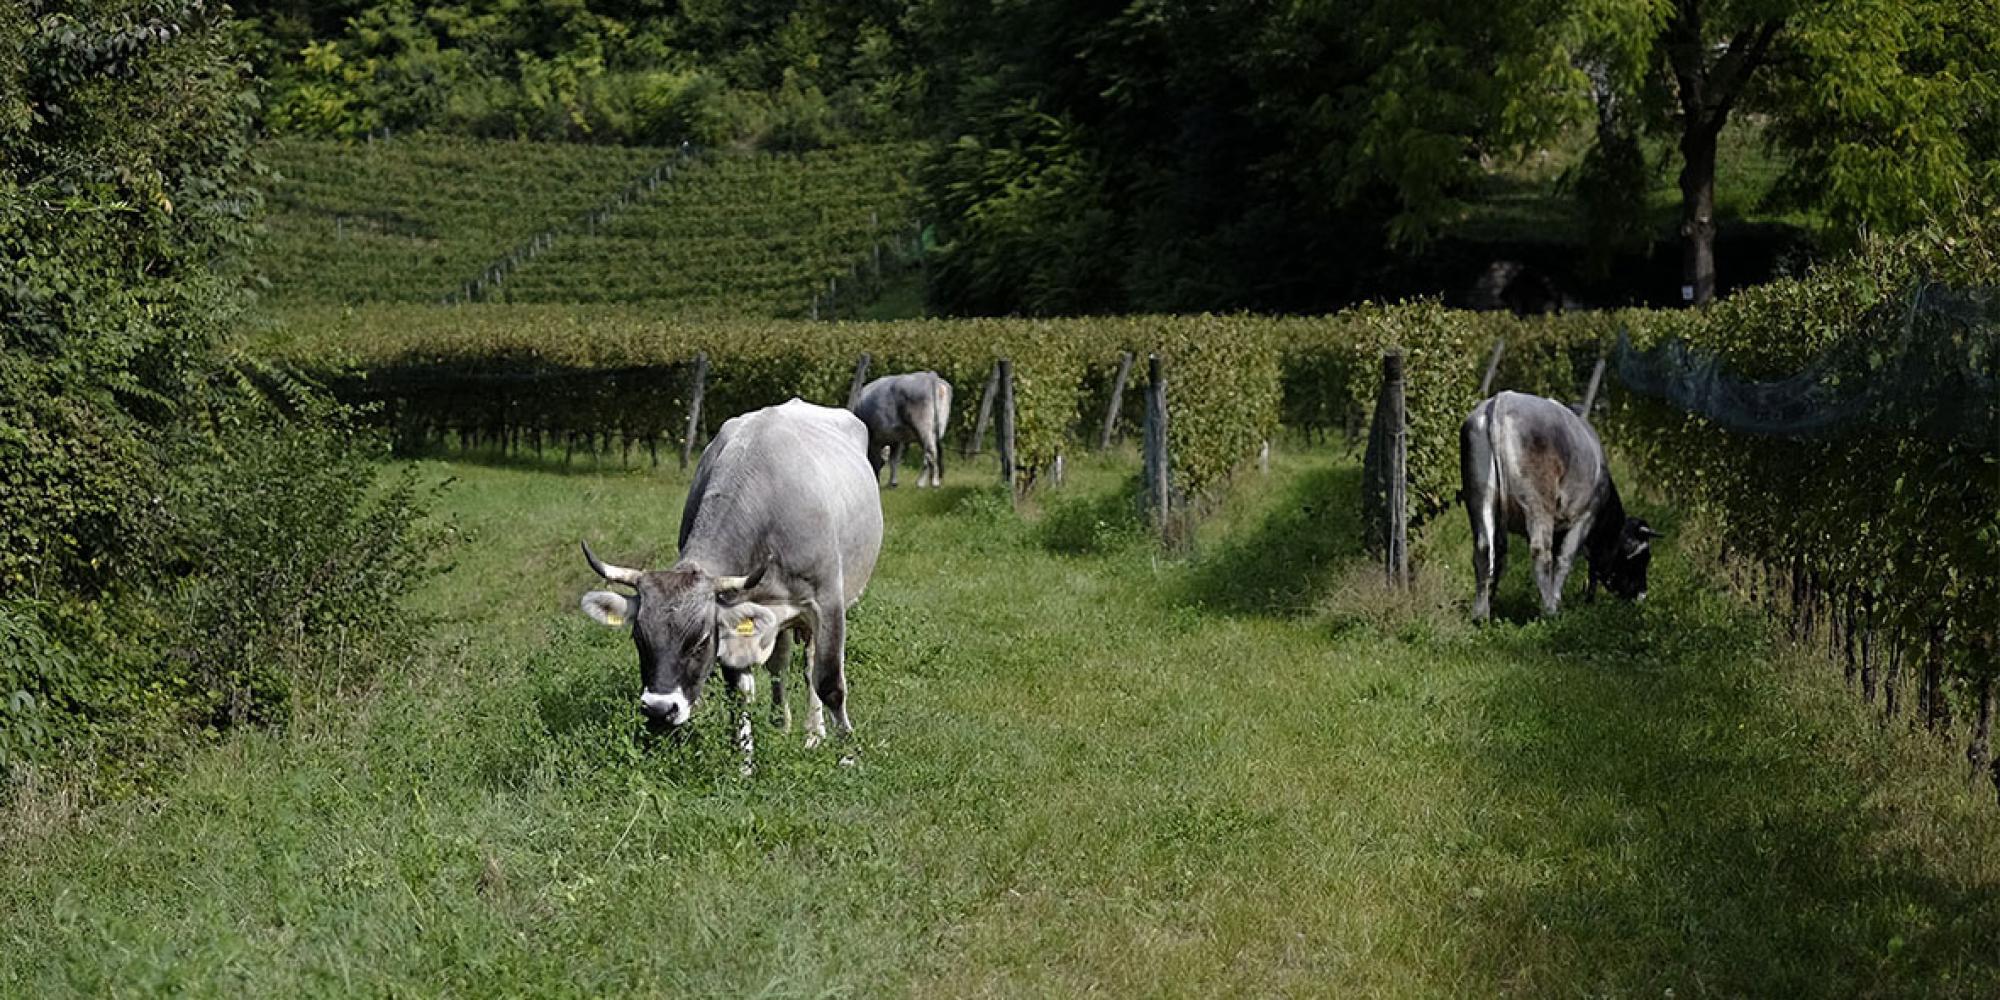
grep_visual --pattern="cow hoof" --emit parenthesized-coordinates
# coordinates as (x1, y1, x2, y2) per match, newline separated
(804, 731, 824, 750)
(838, 754, 857, 767)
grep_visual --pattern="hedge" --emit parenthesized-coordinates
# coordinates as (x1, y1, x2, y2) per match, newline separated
(256, 306, 1287, 499)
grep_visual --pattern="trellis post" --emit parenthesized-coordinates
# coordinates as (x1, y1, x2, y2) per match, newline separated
(680, 352, 708, 471)
(1099, 351, 1133, 450)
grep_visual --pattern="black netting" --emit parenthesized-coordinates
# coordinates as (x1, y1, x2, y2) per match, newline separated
(1614, 282, 1999, 448)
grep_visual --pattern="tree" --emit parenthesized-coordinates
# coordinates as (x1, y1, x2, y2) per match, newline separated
(1342, 0, 1999, 304)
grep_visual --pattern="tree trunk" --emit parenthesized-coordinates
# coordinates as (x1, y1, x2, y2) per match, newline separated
(1665, 8, 1781, 308)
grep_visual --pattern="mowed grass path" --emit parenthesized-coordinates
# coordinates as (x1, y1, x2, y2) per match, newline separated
(3, 447, 1997, 997)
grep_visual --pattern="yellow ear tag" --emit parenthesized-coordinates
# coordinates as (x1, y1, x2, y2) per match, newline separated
(734, 618, 756, 637)
(605, 612, 623, 626)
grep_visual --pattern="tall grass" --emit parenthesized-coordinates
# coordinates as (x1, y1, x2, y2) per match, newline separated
(1, 446, 1995, 996)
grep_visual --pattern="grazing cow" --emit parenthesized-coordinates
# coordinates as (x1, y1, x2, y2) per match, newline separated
(851, 371, 952, 487)
(1459, 390, 1662, 621)
(578, 399, 883, 762)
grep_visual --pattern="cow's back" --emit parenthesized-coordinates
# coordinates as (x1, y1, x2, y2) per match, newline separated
(1483, 391, 1608, 531)
(852, 372, 939, 440)
(679, 399, 883, 603)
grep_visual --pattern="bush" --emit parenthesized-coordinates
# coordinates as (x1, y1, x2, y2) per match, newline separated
(1, 3, 446, 788)
(0, 603, 75, 769)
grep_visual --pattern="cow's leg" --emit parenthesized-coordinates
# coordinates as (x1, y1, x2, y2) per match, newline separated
(887, 442, 905, 487)
(723, 666, 756, 776)
(1555, 514, 1594, 607)
(804, 682, 826, 749)
(918, 424, 940, 487)
(1529, 519, 1561, 616)
(766, 628, 793, 730)
(809, 605, 852, 743)
(1469, 500, 1503, 623)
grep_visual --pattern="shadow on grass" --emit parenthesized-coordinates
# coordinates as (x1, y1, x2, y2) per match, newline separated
(879, 482, 985, 517)
(1459, 597, 2000, 995)
(1036, 472, 1146, 556)
(1179, 463, 1367, 617)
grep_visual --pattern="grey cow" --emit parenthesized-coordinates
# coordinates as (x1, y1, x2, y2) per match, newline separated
(851, 371, 952, 487)
(1459, 390, 1661, 622)
(579, 399, 883, 763)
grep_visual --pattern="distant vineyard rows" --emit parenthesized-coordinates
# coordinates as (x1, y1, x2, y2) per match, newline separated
(259, 139, 919, 315)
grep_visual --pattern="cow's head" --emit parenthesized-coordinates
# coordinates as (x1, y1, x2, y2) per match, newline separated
(1596, 518, 1663, 602)
(578, 541, 802, 727)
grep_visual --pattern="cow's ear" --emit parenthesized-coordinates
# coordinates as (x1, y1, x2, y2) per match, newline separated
(581, 590, 636, 627)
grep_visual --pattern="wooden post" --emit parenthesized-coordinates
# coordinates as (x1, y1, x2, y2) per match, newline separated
(1143, 355, 1170, 533)
(680, 352, 708, 470)
(847, 352, 872, 409)
(1578, 349, 1608, 420)
(1479, 337, 1505, 396)
(967, 363, 999, 457)
(1383, 350, 1408, 588)
(1259, 439, 1271, 475)
(996, 358, 1017, 495)
(1099, 351, 1133, 450)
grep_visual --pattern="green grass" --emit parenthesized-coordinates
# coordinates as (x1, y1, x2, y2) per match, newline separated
(3, 444, 1996, 996)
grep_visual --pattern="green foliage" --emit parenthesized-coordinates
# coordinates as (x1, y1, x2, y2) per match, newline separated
(501, 144, 918, 313)
(259, 139, 917, 314)
(259, 137, 666, 304)
(1599, 208, 2000, 687)
(1761, 0, 2000, 239)
(255, 306, 1285, 500)
(0, 602, 75, 768)
(127, 398, 447, 731)
(0, 2, 443, 784)
(242, 0, 924, 147)
(922, 111, 1121, 317)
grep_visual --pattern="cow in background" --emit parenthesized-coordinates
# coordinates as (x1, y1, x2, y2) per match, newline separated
(851, 371, 952, 487)
(1459, 390, 1662, 621)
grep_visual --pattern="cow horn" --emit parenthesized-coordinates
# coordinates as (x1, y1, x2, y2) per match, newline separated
(1638, 525, 1666, 540)
(580, 540, 644, 586)
(713, 562, 768, 594)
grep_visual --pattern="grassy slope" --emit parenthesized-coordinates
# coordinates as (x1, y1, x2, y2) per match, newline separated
(260, 139, 920, 317)
(260, 139, 668, 304)
(2, 446, 1995, 996)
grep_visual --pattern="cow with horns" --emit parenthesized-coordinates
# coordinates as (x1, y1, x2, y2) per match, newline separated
(579, 399, 883, 765)
(1459, 390, 1662, 622)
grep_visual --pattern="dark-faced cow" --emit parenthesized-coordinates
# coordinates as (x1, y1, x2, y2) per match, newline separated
(579, 399, 883, 763)
(851, 371, 952, 487)
(1459, 390, 1661, 621)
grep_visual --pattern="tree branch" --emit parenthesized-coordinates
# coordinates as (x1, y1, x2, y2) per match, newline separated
(1707, 19, 1782, 125)
(1665, 0, 1709, 126)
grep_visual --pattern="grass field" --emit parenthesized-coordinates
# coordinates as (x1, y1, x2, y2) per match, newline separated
(3, 445, 1996, 996)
